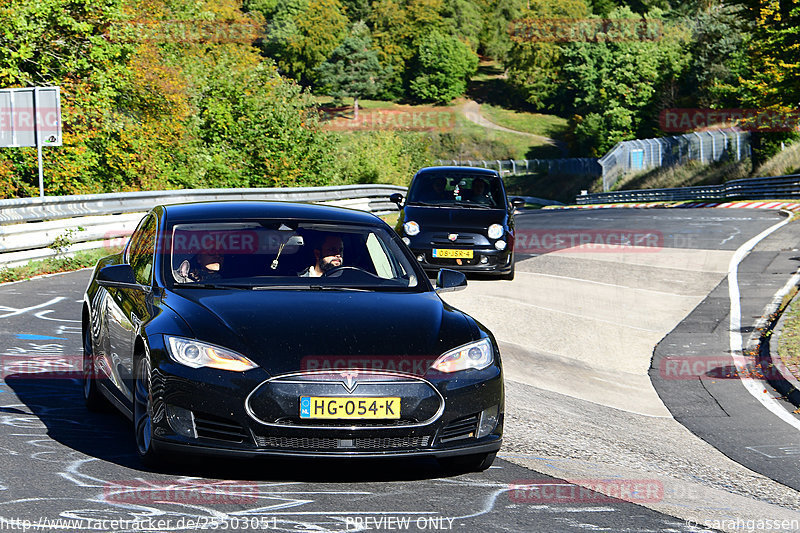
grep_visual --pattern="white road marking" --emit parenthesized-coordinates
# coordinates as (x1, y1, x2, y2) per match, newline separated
(0, 297, 65, 319)
(728, 211, 800, 431)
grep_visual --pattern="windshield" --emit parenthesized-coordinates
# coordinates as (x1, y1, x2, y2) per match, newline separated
(167, 221, 423, 291)
(406, 173, 505, 209)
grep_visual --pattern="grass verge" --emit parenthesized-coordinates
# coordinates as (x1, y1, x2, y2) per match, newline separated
(479, 104, 569, 139)
(0, 247, 120, 284)
(778, 293, 800, 387)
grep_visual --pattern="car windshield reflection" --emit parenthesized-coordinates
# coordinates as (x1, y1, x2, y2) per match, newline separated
(168, 221, 420, 291)
(406, 173, 504, 209)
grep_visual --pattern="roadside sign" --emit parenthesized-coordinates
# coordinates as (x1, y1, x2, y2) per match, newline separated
(0, 87, 62, 196)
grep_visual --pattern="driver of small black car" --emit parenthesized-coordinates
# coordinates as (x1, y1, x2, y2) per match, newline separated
(298, 235, 344, 277)
(175, 250, 224, 282)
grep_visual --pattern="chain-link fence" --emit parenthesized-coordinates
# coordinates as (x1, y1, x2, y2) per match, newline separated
(435, 158, 602, 177)
(598, 129, 750, 191)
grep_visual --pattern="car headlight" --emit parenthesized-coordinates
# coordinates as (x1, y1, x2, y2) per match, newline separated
(488, 224, 503, 240)
(166, 336, 258, 372)
(431, 338, 493, 373)
(403, 221, 420, 236)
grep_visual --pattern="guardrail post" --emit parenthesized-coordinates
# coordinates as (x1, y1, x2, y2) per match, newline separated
(511, 160, 516, 175)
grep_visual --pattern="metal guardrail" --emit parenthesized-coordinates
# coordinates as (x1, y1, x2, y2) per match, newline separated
(575, 174, 800, 204)
(0, 185, 406, 267)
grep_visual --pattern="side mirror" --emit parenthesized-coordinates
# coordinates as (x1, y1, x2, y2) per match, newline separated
(435, 269, 467, 293)
(510, 197, 525, 209)
(97, 264, 143, 289)
(389, 193, 404, 209)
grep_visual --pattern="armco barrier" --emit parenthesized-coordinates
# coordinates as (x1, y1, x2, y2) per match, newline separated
(576, 174, 800, 204)
(0, 185, 405, 267)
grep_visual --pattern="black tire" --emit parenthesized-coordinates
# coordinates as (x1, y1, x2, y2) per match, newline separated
(439, 451, 497, 473)
(134, 356, 161, 467)
(83, 327, 108, 412)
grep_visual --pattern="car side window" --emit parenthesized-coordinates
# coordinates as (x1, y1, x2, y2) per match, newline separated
(128, 215, 157, 285)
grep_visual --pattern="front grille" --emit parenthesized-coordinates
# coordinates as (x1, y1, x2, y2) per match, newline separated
(272, 417, 418, 427)
(439, 414, 479, 444)
(427, 255, 484, 267)
(255, 436, 431, 450)
(194, 414, 249, 443)
(431, 233, 479, 245)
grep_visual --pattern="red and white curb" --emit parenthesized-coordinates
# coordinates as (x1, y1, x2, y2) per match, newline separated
(552, 201, 800, 211)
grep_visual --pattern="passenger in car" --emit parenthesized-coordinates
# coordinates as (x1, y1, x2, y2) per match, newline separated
(298, 235, 344, 277)
(470, 178, 492, 205)
(174, 251, 225, 282)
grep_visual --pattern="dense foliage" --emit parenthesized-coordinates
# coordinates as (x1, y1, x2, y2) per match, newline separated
(0, 0, 797, 198)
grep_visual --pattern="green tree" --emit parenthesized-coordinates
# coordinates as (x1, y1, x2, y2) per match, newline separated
(408, 31, 478, 103)
(262, 0, 348, 83)
(559, 8, 691, 155)
(505, 0, 591, 109)
(315, 22, 387, 118)
(722, 0, 800, 166)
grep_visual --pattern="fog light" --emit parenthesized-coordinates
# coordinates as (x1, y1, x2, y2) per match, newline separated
(477, 405, 499, 438)
(480, 256, 488, 264)
(417, 254, 425, 262)
(402, 237, 411, 246)
(166, 404, 197, 438)
(495, 240, 507, 251)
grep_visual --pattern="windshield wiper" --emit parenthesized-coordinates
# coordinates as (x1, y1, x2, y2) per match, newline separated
(309, 285, 371, 292)
(174, 283, 248, 290)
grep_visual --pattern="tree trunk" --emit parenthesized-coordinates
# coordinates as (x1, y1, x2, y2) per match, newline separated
(353, 97, 359, 120)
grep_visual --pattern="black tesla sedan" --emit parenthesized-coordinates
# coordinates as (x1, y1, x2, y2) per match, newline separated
(390, 166, 524, 280)
(82, 201, 503, 471)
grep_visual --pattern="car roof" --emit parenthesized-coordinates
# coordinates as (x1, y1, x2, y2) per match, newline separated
(158, 201, 383, 225)
(415, 166, 500, 176)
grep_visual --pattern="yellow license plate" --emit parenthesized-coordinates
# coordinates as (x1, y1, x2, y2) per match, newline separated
(299, 397, 401, 419)
(432, 248, 473, 259)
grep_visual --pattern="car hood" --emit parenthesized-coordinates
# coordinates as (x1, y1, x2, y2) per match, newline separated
(402, 205, 507, 230)
(162, 289, 475, 376)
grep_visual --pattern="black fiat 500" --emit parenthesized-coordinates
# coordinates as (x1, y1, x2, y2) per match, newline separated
(390, 167, 524, 280)
(82, 201, 503, 472)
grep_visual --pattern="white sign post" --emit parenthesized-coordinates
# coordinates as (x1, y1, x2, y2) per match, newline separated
(0, 87, 62, 197)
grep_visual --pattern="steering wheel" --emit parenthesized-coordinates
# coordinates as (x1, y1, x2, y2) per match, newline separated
(321, 266, 375, 277)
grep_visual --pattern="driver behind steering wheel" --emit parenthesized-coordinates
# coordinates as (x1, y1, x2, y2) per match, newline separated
(298, 234, 344, 277)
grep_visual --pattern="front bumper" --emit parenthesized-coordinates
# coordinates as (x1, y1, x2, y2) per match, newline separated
(409, 247, 513, 275)
(148, 358, 504, 460)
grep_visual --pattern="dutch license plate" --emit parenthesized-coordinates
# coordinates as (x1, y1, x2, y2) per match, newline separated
(432, 248, 473, 259)
(299, 397, 401, 419)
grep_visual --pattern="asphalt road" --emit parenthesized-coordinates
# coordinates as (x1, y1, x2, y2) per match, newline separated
(0, 207, 799, 532)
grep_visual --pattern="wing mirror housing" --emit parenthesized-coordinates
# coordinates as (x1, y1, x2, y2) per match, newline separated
(389, 193, 404, 209)
(97, 264, 144, 290)
(435, 269, 467, 293)
(510, 197, 526, 209)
